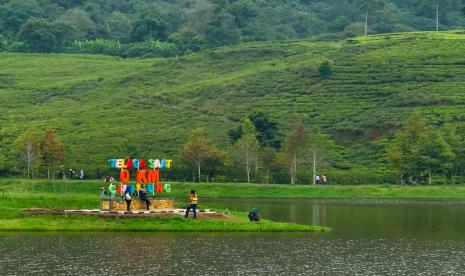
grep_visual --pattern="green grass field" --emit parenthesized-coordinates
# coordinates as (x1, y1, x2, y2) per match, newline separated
(0, 179, 331, 232)
(3, 31, 465, 174)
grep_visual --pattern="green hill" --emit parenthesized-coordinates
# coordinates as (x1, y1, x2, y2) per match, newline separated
(2, 31, 465, 179)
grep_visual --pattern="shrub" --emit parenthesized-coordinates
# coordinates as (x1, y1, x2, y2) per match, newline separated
(319, 60, 334, 78)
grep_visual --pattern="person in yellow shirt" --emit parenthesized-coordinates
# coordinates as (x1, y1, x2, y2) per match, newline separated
(184, 190, 198, 219)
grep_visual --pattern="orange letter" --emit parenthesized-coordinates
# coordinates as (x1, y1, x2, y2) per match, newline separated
(136, 170, 147, 183)
(147, 170, 160, 184)
(120, 169, 130, 184)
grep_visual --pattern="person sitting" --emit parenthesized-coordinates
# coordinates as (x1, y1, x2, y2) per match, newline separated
(184, 190, 198, 219)
(248, 207, 260, 222)
(139, 185, 151, 211)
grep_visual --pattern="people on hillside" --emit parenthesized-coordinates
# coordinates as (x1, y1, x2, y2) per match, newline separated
(248, 207, 260, 222)
(124, 186, 132, 211)
(139, 185, 151, 211)
(68, 168, 75, 180)
(100, 186, 107, 196)
(315, 175, 321, 184)
(80, 169, 84, 180)
(322, 175, 327, 184)
(184, 190, 198, 219)
(105, 176, 110, 183)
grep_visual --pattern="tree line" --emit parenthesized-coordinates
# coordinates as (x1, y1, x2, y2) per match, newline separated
(1, 0, 465, 57)
(8, 112, 465, 185)
(12, 128, 64, 179)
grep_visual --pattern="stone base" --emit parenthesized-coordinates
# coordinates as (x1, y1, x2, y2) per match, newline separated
(101, 198, 174, 211)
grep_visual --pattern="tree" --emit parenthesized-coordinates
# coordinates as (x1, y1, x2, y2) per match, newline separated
(228, 112, 281, 149)
(387, 113, 429, 180)
(261, 147, 277, 184)
(387, 113, 454, 184)
(56, 8, 97, 39)
(440, 123, 465, 182)
(181, 128, 222, 182)
(283, 121, 307, 184)
(14, 130, 42, 178)
(204, 10, 241, 47)
(417, 129, 454, 184)
(359, 0, 385, 36)
(0, 0, 44, 34)
(130, 9, 168, 42)
(41, 128, 65, 179)
(19, 17, 77, 52)
(232, 119, 259, 183)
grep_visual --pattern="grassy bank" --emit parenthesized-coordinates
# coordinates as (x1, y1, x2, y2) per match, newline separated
(0, 214, 327, 232)
(3, 179, 465, 201)
(0, 179, 329, 232)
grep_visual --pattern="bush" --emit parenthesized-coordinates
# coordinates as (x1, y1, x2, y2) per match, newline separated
(122, 40, 179, 58)
(319, 60, 334, 78)
(65, 39, 180, 58)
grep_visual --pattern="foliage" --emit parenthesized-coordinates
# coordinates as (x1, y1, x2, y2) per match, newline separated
(283, 121, 308, 184)
(3, 32, 465, 183)
(232, 119, 259, 183)
(65, 39, 179, 57)
(41, 128, 64, 179)
(319, 60, 334, 78)
(180, 128, 223, 182)
(0, 0, 465, 55)
(387, 113, 455, 184)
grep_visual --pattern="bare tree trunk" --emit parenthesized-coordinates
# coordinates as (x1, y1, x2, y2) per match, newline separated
(197, 160, 201, 183)
(429, 168, 432, 185)
(293, 154, 297, 184)
(365, 7, 369, 36)
(246, 150, 251, 183)
(436, 0, 439, 32)
(313, 146, 316, 185)
(266, 163, 270, 184)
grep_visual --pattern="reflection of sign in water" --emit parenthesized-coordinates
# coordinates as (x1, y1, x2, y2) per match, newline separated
(108, 158, 173, 195)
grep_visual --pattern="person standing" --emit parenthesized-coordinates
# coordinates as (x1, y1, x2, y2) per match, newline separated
(184, 190, 198, 219)
(124, 186, 132, 211)
(80, 169, 84, 180)
(139, 185, 151, 211)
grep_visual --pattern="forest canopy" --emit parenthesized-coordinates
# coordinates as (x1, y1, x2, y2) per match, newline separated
(1, 0, 465, 56)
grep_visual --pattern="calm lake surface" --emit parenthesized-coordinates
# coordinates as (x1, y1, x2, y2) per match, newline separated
(2, 199, 465, 275)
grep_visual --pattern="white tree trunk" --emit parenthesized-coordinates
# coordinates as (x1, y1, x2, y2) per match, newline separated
(313, 146, 317, 185)
(365, 7, 369, 37)
(197, 160, 201, 183)
(436, 0, 439, 32)
(244, 149, 251, 183)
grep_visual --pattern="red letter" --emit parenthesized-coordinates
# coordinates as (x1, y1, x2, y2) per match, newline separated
(155, 183, 163, 193)
(139, 159, 147, 169)
(147, 170, 160, 184)
(136, 170, 147, 183)
(120, 169, 130, 184)
(126, 159, 133, 169)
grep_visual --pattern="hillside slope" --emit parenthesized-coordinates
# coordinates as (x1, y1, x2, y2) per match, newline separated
(2, 31, 465, 173)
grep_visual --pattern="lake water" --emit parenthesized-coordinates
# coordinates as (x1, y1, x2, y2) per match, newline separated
(2, 199, 465, 275)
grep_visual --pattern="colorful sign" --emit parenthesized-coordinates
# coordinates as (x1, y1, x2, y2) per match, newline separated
(108, 158, 173, 196)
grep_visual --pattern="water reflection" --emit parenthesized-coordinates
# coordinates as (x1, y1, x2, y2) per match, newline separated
(203, 198, 465, 240)
(2, 199, 465, 275)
